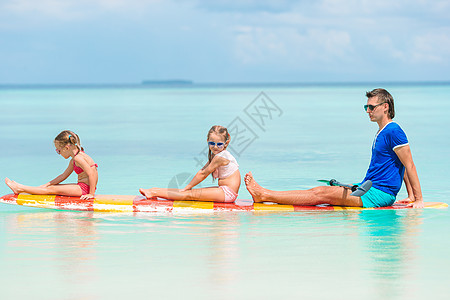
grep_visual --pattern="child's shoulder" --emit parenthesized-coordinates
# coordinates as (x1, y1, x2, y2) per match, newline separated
(215, 150, 237, 160)
(216, 149, 229, 157)
(74, 151, 93, 163)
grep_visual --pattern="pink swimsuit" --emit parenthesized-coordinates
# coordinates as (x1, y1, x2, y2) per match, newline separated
(73, 153, 98, 195)
(212, 150, 239, 202)
(77, 182, 91, 195)
(219, 186, 238, 203)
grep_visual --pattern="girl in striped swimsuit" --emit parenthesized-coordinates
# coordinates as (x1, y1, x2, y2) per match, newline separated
(140, 125, 240, 202)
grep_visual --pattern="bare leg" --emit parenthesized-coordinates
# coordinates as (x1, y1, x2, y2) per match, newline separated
(244, 172, 363, 207)
(5, 178, 83, 197)
(5, 178, 21, 194)
(139, 187, 226, 202)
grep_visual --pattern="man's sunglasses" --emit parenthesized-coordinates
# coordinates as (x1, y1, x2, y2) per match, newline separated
(364, 102, 386, 111)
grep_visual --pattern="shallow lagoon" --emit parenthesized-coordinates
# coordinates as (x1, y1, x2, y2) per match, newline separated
(1, 84, 449, 299)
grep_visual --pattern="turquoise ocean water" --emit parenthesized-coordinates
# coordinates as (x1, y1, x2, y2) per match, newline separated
(0, 83, 449, 299)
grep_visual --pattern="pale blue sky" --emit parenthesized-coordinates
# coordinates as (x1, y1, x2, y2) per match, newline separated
(1, 0, 449, 84)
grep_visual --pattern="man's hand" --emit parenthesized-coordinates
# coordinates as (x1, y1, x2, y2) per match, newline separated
(406, 200, 424, 208)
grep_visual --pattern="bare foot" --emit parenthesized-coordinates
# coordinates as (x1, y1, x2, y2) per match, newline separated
(244, 172, 268, 203)
(5, 178, 21, 194)
(139, 188, 157, 199)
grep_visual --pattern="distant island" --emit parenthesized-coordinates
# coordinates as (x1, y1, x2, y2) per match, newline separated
(141, 80, 193, 85)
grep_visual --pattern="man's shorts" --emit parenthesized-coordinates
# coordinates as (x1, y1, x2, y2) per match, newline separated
(360, 186, 396, 208)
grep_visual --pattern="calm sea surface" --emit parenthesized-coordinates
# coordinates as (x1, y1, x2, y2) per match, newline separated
(1, 83, 449, 299)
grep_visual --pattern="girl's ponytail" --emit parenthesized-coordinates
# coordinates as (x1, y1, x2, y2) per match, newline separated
(55, 130, 84, 152)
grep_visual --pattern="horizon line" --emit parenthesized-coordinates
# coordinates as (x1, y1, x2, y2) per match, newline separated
(1, 80, 450, 89)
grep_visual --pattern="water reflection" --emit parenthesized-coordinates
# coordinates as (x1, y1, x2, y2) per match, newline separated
(1, 210, 99, 299)
(0, 208, 428, 299)
(207, 214, 240, 292)
(358, 209, 422, 299)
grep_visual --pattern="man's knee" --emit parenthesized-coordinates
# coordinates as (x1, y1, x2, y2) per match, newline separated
(310, 186, 333, 199)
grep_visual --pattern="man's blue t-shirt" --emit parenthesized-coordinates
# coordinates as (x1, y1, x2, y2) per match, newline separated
(361, 122, 408, 196)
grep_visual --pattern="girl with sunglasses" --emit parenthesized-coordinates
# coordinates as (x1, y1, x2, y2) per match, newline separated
(139, 125, 240, 202)
(5, 130, 98, 200)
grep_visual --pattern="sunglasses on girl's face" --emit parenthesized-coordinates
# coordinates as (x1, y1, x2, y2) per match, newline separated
(208, 141, 225, 148)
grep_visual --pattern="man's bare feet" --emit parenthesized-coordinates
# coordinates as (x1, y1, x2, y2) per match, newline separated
(139, 188, 157, 199)
(244, 172, 268, 203)
(5, 178, 21, 194)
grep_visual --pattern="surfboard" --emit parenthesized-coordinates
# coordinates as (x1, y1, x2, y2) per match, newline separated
(0, 193, 447, 212)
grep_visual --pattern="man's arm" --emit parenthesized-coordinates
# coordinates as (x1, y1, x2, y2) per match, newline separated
(394, 145, 424, 208)
(397, 171, 414, 203)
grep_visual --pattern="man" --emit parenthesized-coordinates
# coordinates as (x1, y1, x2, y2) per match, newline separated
(245, 88, 424, 208)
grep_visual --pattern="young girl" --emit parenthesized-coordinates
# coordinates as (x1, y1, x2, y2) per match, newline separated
(5, 130, 98, 200)
(139, 125, 240, 202)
